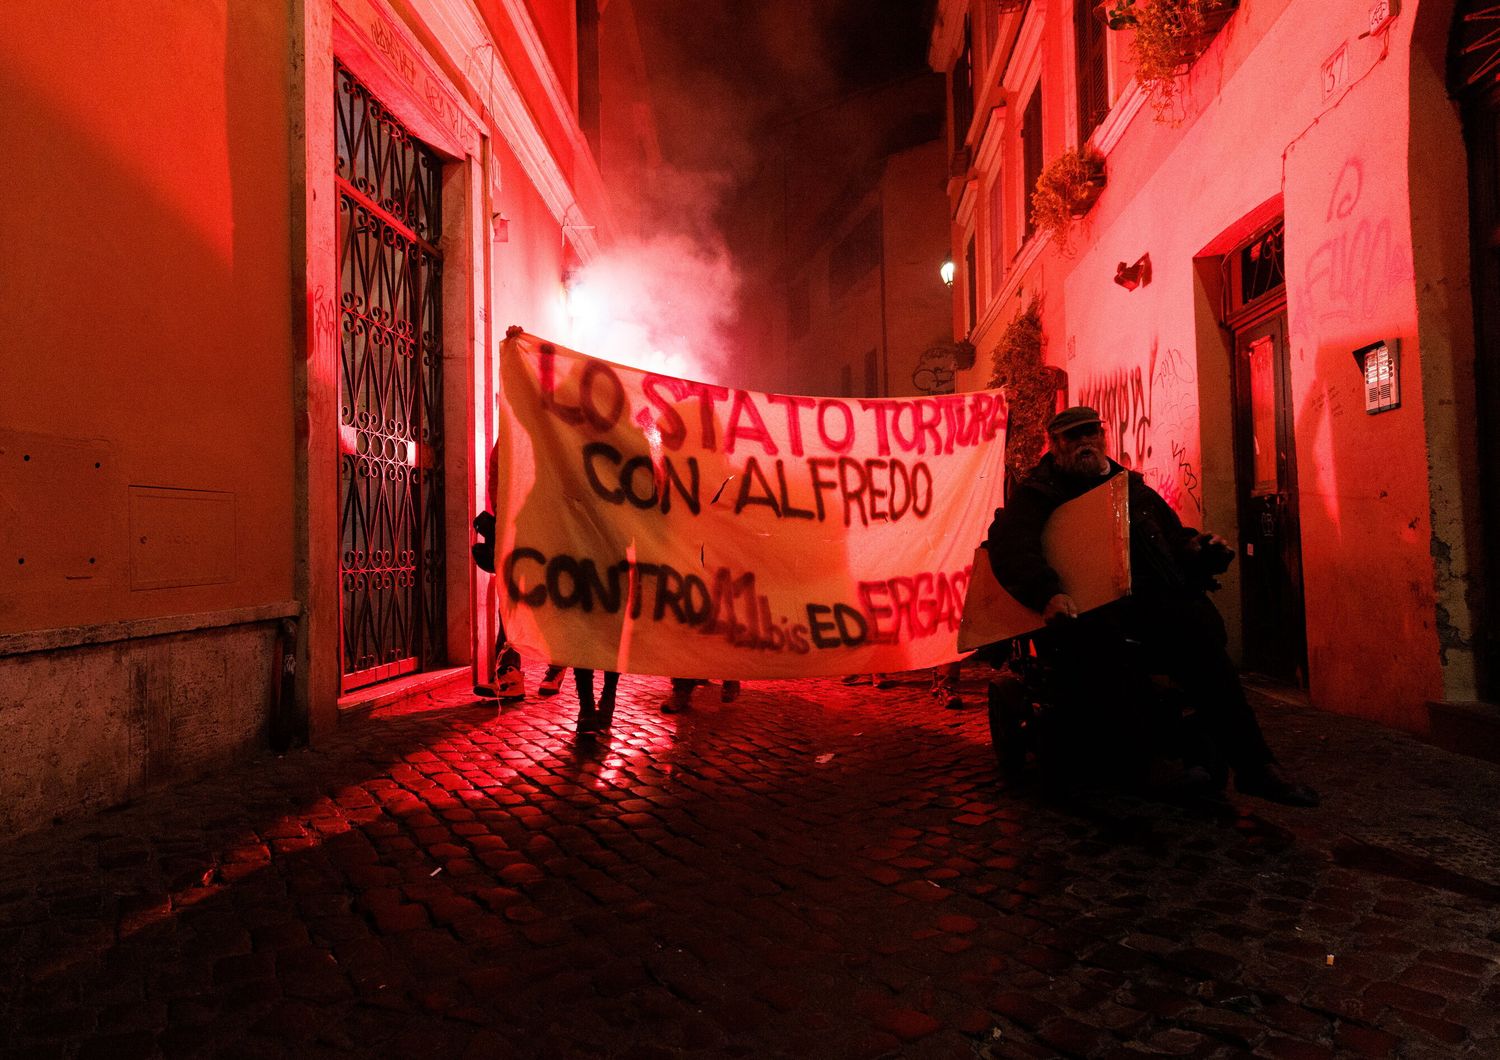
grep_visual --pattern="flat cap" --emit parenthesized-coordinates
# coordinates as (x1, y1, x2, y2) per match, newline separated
(1047, 405, 1103, 435)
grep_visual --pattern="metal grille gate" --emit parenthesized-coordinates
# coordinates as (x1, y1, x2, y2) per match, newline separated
(334, 62, 446, 692)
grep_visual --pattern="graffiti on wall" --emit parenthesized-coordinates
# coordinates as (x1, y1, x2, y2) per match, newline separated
(1078, 343, 1202, 518)
(911, 344, 957, 396)
(1301, 158, 1410, 329)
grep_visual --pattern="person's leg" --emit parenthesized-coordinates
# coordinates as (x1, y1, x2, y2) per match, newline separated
(494, 640, 525, 702)
(1169, 648, 1274, 771)
(597, 671, 619, 727)
(1148, 596, 1274, 771)
(574, 668, 597, 733)
(1150, 596, 1316, 806)
(930, 662, 964, 709)
(662, 677, 696, 713)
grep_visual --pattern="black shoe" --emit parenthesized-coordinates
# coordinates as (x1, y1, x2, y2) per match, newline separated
(539, 665, 567, 696)
(1235, 763, 1320, 807)
(931, 680, 964, 709)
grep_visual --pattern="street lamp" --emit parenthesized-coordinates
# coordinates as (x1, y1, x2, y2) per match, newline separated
(940, 260, 955, 286)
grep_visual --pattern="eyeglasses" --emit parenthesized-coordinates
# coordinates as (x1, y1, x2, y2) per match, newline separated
(1057, 423, 1104, 442)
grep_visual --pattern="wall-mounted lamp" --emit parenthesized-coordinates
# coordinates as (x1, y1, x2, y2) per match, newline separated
(940, 260, 956, 286)
(1113, 253, 1151, 291)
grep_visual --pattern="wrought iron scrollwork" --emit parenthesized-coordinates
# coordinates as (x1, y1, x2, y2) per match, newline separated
(335, 62, 446, 690)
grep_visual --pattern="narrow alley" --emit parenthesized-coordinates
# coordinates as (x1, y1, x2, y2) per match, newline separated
(2, 669, 1497, 1058)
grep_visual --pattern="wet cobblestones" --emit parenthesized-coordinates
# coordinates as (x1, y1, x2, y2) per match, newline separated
(1, 668, 1498, 1058)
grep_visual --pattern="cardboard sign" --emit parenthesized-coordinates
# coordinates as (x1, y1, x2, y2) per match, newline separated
(490, 333, 1008, 678)
(956, 474, 1132, 649)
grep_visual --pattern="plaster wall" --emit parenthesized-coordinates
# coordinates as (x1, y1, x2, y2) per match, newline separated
(794, 207, 885, 397)
(0, 1, 296, 635)
(492, 137, 573, 342)
(882, 142, 959, 397)
(0, 617, 285, 837)
(777, 142, 951, 400)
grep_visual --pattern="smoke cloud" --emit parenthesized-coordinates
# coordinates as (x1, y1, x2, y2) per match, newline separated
(572, 0, 931, 389)
(566, 227, 740, 384)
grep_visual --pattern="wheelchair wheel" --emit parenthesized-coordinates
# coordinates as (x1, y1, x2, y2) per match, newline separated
(986, 675, 1034, 783)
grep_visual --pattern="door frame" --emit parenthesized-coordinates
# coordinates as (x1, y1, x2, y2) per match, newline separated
(1226, 293, 1309, 687)
(293, 0, 487, 736)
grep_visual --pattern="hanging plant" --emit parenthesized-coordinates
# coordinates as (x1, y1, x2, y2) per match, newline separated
(987, 298, 1066, 489)
(1029, 145, 1107, 255)
(1101, 0, 1239, 121)
(987, 298, 1043, 391)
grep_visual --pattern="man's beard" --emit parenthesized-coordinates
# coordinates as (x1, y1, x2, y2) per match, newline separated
(1058, 446, 1109, 477)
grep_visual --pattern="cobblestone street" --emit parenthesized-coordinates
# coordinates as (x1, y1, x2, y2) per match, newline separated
(2, 667, 1498, 1059)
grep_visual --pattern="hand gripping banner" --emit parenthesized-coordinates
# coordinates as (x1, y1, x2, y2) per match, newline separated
(492, 333, 1008, 679)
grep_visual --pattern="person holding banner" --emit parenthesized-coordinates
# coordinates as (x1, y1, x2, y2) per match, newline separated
(986, 406, 1318, 807)
(574, 668, 619, 734)
(491, 331, 1006, 685)
(471, 509, 525, 702)
(662, 677, 741, 713)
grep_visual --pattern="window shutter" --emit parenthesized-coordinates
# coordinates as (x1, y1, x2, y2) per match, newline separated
(1075, 1, 1109, 145)
(1022, 89, 1044, 240)
(952, 16, 974, 148)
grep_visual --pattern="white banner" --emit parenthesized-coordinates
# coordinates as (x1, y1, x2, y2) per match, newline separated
(492, 334, 1008, 679)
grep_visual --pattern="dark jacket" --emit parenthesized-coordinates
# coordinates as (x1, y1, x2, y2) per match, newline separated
(986, 453, 1216, 613)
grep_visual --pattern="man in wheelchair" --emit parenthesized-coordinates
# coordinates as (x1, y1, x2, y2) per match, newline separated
(984, 406, 1318, 807)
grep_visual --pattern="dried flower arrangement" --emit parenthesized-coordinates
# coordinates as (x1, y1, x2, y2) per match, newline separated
(1029, 146, 1107, 254)
(987, 298, 1067, 490)
(987, 298, 1043, 391)
(1101, 0, 1239, 121)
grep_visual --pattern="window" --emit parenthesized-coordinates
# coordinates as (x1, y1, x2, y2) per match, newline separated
(1020, 88, 1043, 241)
(829, 211, 882, 302)
(1225, 220, 1287, 319)
(987, 172, 1005, 295)
(575, 0, 601, 158)
(964, 234, 978, 336)
(980, 1, 1001, 70)
(951, 16, 974, 149)
(1074, 0, 1109, 146)
(1237, 223, 1287, 308)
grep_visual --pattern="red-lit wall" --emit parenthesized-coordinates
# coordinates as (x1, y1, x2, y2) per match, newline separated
(0, 1, 296, 632)
(0, 0, 643, 835)
(940, 0, 1481, 732)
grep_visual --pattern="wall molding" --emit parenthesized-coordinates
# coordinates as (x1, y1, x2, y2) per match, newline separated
(0, 602, 301, 658)
(411, 0, 608, 258)
(1091, 79, 1147, 155)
